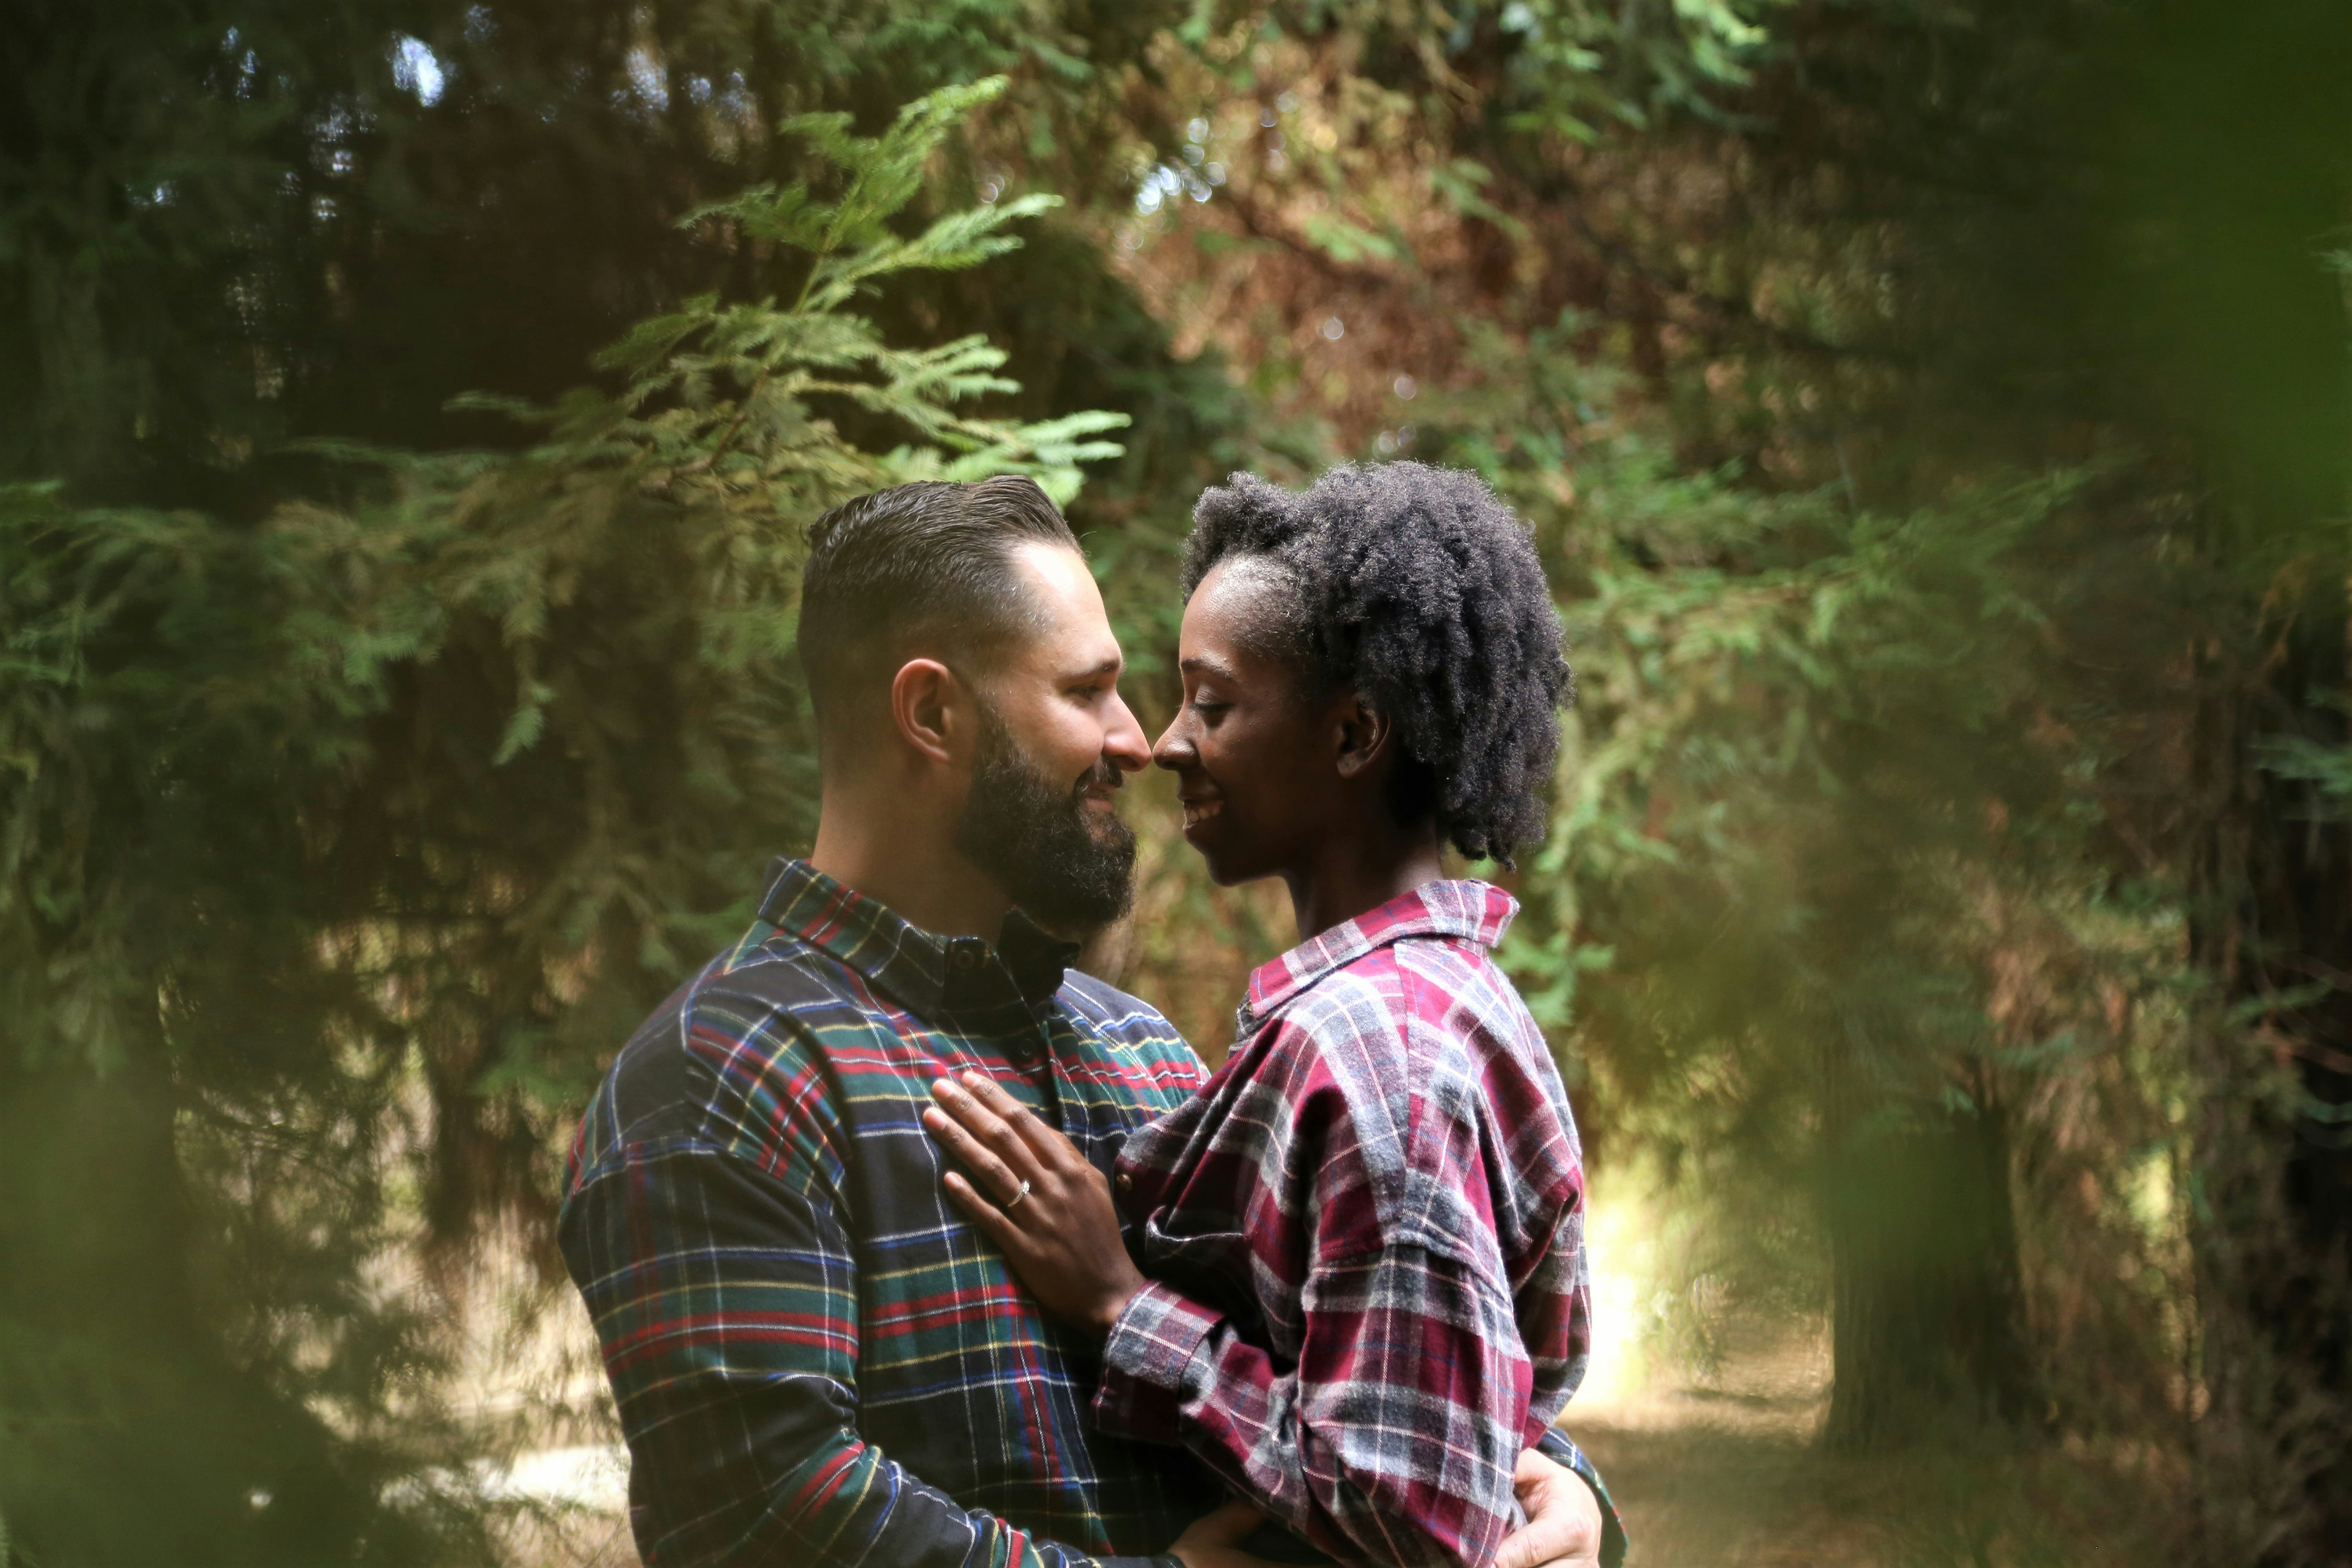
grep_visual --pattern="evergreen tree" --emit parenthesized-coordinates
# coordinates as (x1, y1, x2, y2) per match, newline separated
(11, 2, 2349, 1562)
(0, 71, 1129, 1564)
(1101, 8, 2349, 1559)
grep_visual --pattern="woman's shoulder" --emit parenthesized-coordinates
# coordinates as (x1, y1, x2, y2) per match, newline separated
(1236, 950, 1500, 1157)
(1277, 923, 1531, 1046)
(1223, 950, 1579, 1261)
(1249, 951, 1417, 1091)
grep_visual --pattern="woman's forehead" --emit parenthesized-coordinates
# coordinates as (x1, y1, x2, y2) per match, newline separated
(1185, 555, 1312, 674)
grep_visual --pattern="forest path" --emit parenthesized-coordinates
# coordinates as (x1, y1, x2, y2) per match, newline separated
(500, 1325, 2163, 1568)
(1571, 1319, 2170, 1568)
(1571, 1318, 1864, 1568)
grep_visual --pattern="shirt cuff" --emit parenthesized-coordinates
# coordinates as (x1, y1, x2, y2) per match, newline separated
(1533, 1426, 1628, 1568)
(1091, 1280, 1222, 1445)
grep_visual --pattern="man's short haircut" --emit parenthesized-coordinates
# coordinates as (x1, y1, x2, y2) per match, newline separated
(797, 476, 1081, 732)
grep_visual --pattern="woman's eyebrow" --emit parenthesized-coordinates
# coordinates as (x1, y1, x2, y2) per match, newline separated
(1179, 654, 1237, 681)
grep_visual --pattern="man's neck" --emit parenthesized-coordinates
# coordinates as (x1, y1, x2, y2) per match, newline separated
(809, 778, 1012, 941)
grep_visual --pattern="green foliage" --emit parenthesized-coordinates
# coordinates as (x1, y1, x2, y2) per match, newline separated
(6, 0, 2348, 1561)
(0, 75, 1127, 1564)
(1409, 300, 2199, 1441)
(1490, 0, 1782, 138)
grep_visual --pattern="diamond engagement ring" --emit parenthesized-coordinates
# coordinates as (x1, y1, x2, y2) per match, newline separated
(1003, 1179, 1033, 1213)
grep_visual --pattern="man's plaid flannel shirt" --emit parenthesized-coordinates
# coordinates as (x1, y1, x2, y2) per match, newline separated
(560, 860, 1620, 1568)
(1096, 881, 1626, 1568)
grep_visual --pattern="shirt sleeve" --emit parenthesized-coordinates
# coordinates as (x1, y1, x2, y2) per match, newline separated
(561, 1136, 1168, 1568)
(1092, 1229, 1535, 1568)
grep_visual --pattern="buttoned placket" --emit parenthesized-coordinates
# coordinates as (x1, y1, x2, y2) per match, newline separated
(942, 934, 1068, 1128)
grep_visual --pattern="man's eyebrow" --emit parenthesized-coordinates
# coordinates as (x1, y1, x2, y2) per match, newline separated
(1065, 657, 1121, 682)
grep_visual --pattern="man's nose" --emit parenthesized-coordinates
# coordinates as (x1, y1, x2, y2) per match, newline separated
(1101, 692, 1150, 774)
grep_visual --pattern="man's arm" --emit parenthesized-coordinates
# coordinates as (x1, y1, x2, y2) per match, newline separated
(561, 1136, 1170, 1568)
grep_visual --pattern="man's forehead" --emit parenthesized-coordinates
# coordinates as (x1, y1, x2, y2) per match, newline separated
(1005, 543, 1123, 671)
(1006, 629, 1124, 680)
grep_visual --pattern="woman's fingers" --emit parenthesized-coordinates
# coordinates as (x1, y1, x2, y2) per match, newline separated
(958, 1071, 1082, 1169)
(929, 1077, 1041, 1176)
(923, 1104, 1029, 1207)
(941, 1171, 1020, 1247)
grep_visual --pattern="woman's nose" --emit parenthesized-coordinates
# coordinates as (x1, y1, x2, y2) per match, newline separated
(1151, 713, 1194, 770)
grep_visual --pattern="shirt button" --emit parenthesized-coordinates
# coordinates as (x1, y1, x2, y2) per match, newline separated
(1115, 1173, 1133, 1193)
(950, 943, 979, 971)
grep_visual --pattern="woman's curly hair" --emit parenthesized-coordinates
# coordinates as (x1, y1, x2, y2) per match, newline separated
(1181, 462, 1572, 866)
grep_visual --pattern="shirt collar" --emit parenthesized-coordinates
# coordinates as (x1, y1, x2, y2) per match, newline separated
(1241, 879, 1518, 1026)
(754, 858, 1078, 1014)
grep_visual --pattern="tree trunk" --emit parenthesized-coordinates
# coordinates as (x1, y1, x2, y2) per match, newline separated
(1821, 1028, 2032, 1451)
(0, 1062, 371, 1566)
(2187, 601, 2352, 1565)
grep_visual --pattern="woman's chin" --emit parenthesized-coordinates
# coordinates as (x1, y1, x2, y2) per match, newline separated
(1180, 824, 1229, 873)
(1187, 838, 1268, 889)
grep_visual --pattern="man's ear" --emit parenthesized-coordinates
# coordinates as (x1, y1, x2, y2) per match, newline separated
(1332, 693, 1396, 781)
(889, 658, 965, 766)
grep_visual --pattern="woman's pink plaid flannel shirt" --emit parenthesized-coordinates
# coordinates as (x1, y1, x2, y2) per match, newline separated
(1094, 880, 1609, 1568)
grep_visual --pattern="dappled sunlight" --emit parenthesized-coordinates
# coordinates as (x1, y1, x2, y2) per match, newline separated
(7, 2, 2346, 1563)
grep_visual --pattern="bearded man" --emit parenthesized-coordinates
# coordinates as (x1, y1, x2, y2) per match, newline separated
(557, 478, 1612, 1568)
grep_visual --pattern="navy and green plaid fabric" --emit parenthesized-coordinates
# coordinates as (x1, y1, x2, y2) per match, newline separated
(558, 858, 1223, 1568)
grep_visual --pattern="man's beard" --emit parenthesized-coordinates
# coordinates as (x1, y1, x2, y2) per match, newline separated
(953, 703, 1137, 935)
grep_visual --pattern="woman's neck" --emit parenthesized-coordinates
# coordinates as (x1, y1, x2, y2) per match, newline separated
(1283, 822, 1449, 944)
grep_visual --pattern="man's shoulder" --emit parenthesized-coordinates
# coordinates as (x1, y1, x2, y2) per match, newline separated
(570, 923, 876, 1172)
(654, 922, 879, 1058)
(1058, 967, 1178, 1038)
(1057, 969, 1206, 1080)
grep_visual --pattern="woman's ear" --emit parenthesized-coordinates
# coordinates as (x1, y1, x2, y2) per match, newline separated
(890, 658, 963, 765)
(1332, 693, 1396, 781)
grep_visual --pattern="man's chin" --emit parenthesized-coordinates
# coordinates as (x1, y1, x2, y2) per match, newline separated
(1019, 903, 1127, 944)
(1012, 859, 1136, 940)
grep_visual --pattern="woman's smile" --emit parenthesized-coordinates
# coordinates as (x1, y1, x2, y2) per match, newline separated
(1150, 560, 1334, 885)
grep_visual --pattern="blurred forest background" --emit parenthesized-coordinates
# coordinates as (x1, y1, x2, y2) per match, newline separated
(3, 2, 2349, 1565)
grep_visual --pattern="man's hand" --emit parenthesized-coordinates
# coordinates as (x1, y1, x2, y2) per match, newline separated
(1494, 1447, 1605, 1568)
(1168, 1500, 1277, 1568)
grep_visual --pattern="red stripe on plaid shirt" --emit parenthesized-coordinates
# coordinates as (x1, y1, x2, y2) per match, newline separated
(1097, 879, 1593, 1568)
(559, 858, 1225, 1568)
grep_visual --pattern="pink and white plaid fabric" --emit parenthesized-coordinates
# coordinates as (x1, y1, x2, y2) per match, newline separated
(1095, 880, 1593, 1568)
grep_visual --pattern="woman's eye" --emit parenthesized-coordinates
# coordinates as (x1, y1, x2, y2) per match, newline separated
(1191, 697, 1229, 718)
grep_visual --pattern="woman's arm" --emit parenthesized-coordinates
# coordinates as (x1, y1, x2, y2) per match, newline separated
(1093, 1238, 1531, 1568)
(925, 1072, 1562, 1568)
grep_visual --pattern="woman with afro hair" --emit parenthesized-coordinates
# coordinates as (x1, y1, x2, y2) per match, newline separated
(927, 463, 1618, 1568)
